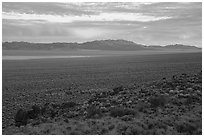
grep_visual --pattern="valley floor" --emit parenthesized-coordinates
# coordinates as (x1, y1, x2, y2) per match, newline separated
(2, 52, 202, 134)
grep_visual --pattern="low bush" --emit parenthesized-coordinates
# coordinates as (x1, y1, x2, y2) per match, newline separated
(110, 107, 137, 117)
(135, 102, 149, 112)
(111, 86, 124, 95)
(15, 109, 28, 127)
(149, 95, 168, 108)
(27, 105, 41, 119)
(41, 103, 57, 118)
(175, 121, 198, 134)
(86, 106, 102, 119)
(60, 102, 78, 109)
(184, 95, 201, 106)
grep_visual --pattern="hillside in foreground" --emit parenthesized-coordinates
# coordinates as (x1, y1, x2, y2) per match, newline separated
(3, 71, 202, 135)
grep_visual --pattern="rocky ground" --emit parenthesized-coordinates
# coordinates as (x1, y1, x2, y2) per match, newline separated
(3, 71, 202, 135)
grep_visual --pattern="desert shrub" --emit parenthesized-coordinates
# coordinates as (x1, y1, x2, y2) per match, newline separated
(172, 75, 178, 80)
(175, 121, 198, 134)
(176, 114, 202, 135)
(99, 128, 108, 134)
(111, 86, 124, 95)
(192, 85, 201, 90)
(135, 102, 149, 112)
(117, 124, 129, 135)
(86, 106, 102, 119)
(184, 95, 201, 105)
(184, 97, 194, 105)
(149, 95, 168, 108)
(110, 107, 137, 117)
(15, 109, 28, 127)
(117, 124, 144, 135)
(32, 105, 41, 114)
(129, 125, 144, 135)
(40, 102, 78, 119)
(27, 105, 41, 119)
(60, 102, 78, 109)
(88, 96, 100, 104)
(41, 103, 56, 118)
(108, 124, 115, 130)
(51, 103, 61, 109)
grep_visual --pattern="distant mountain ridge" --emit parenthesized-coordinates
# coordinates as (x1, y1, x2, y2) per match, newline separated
(2, 40, 201, 51)
(2, 41, 78, 50)
(79, 39, 146, 50)
(148, 44, 200, 50)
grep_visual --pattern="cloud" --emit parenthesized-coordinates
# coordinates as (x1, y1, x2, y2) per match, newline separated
(2, 2, 202, 47)
(70, 28, 110, 39)
(2, 2, 96, 15)
(3, 11, 171, 23)
(179, 34, 191, 40)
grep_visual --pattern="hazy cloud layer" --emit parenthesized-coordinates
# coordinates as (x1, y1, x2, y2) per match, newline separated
(2, 2, 202, 47)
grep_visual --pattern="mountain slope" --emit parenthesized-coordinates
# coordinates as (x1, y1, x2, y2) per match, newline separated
(2, 42, 79, 50)
(148, 44, 201, 50)
(79, 39, 145, 50)
(2, 40, 201, 51)
(164, 44, 201, 50)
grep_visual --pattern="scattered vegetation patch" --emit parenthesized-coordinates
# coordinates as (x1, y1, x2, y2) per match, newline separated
(184, 95, 201, 106)
(4, 71, 202, 135)
(111, 86, 124, 96)
(175, 117, 201, 135)
(60, 102, 78, 109)
(110, 107, 137, 117)
(149, 95, 169, 108)
(135, 102, 149, 113)
(86, 106, 102, 119)
(14, 109, 28, 127)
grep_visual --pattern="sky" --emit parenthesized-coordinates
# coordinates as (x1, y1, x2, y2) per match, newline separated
(2, 2, 202, 47)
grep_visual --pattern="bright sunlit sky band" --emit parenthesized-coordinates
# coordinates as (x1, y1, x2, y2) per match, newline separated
(2, 2, 202, 47)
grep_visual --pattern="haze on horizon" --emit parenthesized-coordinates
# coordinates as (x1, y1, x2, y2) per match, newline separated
(2, 2, 202, 47)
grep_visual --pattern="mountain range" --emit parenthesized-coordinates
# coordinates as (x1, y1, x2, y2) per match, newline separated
(2, 39, 201, 51)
